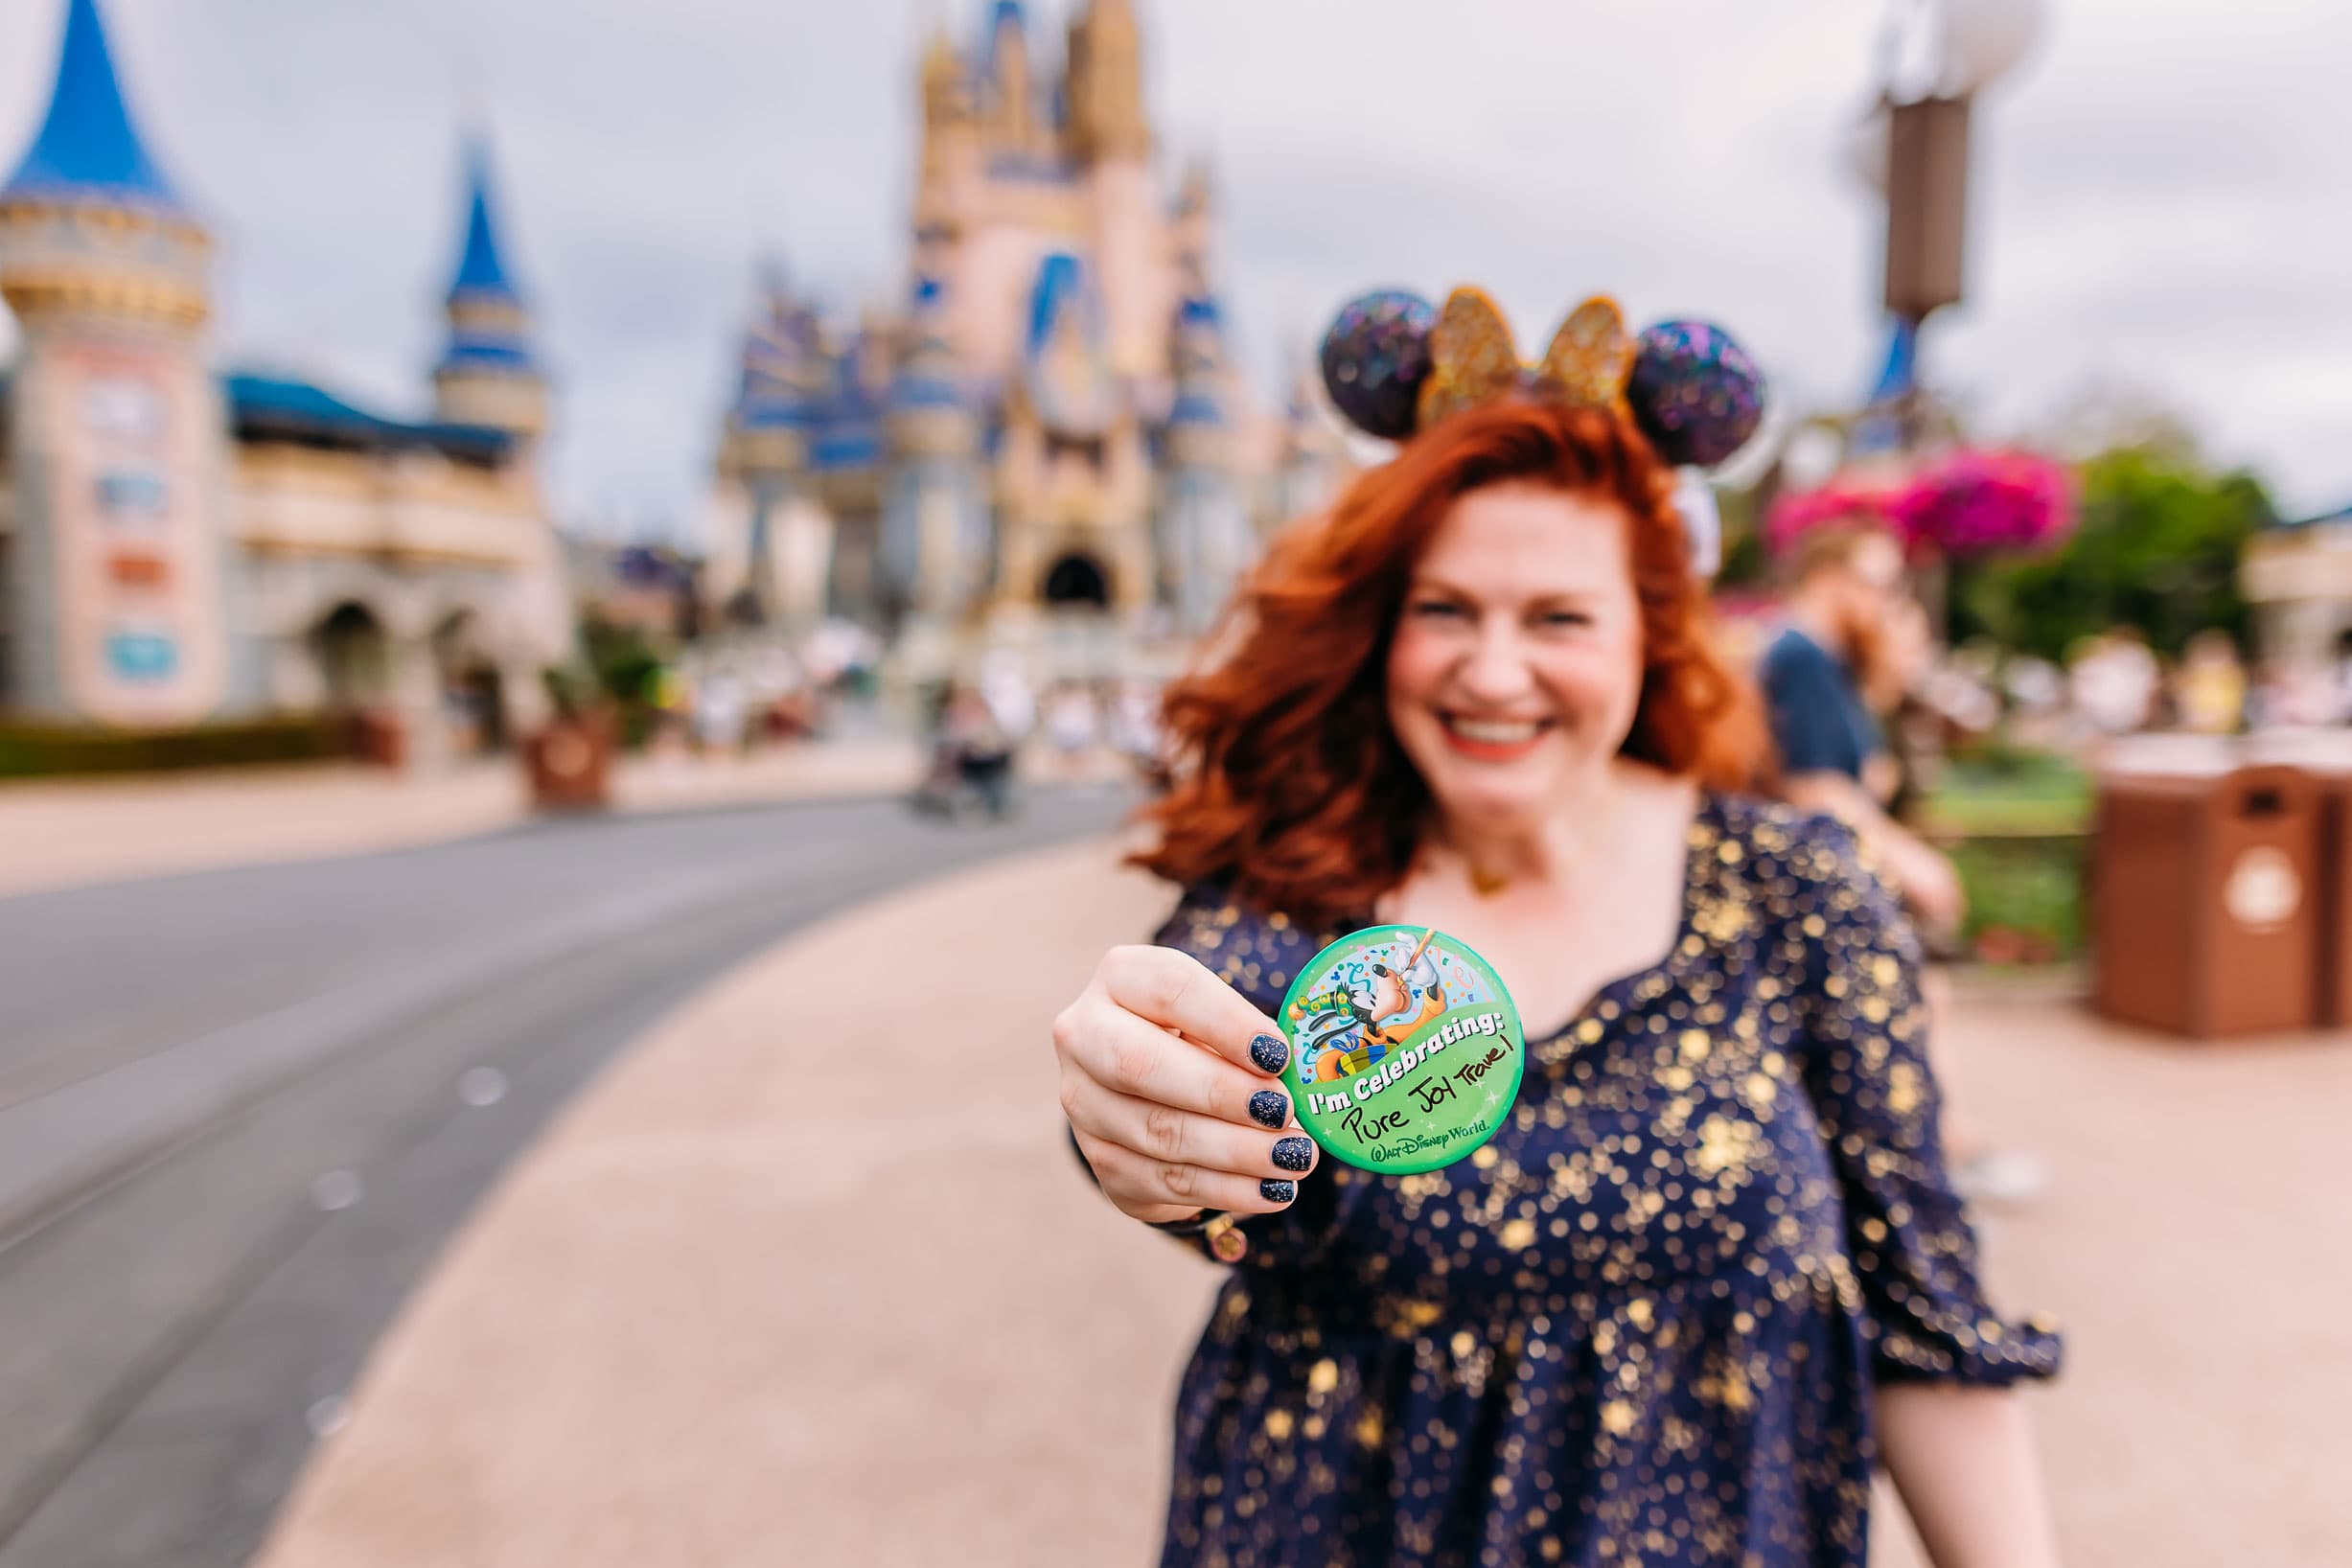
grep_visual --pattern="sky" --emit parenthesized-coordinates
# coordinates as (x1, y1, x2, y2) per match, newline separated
(1, 0, 2345, 542)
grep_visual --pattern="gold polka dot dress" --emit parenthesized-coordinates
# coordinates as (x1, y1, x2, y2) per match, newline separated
(1145, 795, 2060, 1567)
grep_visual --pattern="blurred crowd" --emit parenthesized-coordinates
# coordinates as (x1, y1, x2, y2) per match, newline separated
(633, 622, 887, 759)
(912, 657, 1168, 820)
(1729, 588, 2338, 803)
(1899, 626, 2351, 753)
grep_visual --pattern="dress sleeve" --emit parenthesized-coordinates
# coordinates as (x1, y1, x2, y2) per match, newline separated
(1790, 819, 2063, 1387)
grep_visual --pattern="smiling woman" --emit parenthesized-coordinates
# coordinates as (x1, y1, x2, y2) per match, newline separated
(1051, 339, 2064, 1564)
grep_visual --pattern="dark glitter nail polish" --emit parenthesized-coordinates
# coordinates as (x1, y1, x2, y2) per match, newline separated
(1260, 1178, 1296, 1205)
(1249, 1033, 1288, 1074)
(1272, 1136, 1314, 1172)
(1249, 1090, 1289, 1129)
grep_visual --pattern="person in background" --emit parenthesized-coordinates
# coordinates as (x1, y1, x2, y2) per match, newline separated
(1757, 522, 2044, 1206)
(1758, 523, 1964, 930)
(1858, 591, 1934, 815)
(1109, 678, 1171, 791)
(695, 667, 746, 757)
(1042, 682, 1103, 781)
(945, 685, 1014, 819)
(2068, 629, 2159, 738)
(979, 651, 1037, 751)
(2176, 630, 2248, 735)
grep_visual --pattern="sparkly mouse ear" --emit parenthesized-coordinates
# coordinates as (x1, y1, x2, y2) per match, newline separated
(1626, 320, 1766, 470)
(1319, 289, 1439, 441)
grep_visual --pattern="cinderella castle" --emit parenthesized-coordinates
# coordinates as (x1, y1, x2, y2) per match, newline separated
(703, 0, 1347, 679)
(0, 0, 568, 743)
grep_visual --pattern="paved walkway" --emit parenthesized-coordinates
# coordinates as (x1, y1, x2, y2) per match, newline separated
(0, 735, 1131, 899)
(246, 841, 2352, 1568)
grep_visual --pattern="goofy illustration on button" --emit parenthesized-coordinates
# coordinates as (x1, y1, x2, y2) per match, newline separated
(1289, 932, 1448, 1084)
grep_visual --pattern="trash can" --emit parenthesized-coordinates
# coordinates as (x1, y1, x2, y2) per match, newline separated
(2244, 732, 2352, 1029)
(2089, 761, 2319, 1038)
(524, 714, 612, 813)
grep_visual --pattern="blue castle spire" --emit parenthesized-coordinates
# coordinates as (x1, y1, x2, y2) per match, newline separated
(2, 0, 188, 216)
(447, 135, 521, 304)
(434, 134, 536, 381)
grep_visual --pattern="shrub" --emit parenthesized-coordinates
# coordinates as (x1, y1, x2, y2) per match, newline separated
(0, 714, 354, 778)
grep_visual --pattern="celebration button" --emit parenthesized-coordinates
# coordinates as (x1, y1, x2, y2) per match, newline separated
(1279, 926, 1524, 1174)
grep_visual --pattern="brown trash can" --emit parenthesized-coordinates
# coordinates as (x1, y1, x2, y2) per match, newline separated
(2089, 762, 2319, 1038)
(2310, 772, 2352, 1029)
(524, 715, 612, 813)
(2243, 733, 2352, 1028)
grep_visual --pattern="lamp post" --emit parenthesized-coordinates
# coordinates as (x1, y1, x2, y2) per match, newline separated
(1870, 0, 2049, 367)
(1850, 0, 2048, 639)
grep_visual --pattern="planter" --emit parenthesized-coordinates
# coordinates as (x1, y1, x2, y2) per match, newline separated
(524, 715, 613, 812)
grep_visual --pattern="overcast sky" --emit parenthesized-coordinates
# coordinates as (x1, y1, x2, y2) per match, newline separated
(2, 0, 2344, 540)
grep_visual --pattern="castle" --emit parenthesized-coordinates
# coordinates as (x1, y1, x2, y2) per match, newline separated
(703, 0, 1347, 678)
(0, 0, 569, 745)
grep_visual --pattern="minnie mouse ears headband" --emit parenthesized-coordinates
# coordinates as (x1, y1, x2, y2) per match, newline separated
(1319, 286, 1767, 471)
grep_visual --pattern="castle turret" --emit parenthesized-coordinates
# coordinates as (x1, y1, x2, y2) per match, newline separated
(0, 0, 230, 723)
(431, 136, 546, 448)
(1170, 160, 1216, 298)
(1072, 0, 1163, 379)
(1065, 0, 1149, 164)
(715, 267, 824, 624)
(1277, 356, 1351, 524)
(914, 26, 979, 248)
(883, 276, 985, 626)
(980, 2, 1039, 157)
(1158, 295, 1251, 634)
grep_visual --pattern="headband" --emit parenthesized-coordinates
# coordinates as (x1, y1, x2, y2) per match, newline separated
(1318, 286, 1766, 470)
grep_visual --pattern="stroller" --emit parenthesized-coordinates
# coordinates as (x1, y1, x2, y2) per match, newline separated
(911, 688, 1015, 819)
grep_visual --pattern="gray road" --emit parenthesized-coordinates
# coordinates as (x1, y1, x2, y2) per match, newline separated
(0, 788, 1129, 1568)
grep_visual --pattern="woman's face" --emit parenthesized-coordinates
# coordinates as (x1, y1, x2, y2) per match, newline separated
(1386, 481, 1646, 829)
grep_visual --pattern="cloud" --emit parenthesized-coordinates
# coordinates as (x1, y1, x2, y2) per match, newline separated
(2, 0, 2345, 539)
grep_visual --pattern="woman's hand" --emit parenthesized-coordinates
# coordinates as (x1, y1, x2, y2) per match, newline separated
(1054, 944, 1319, 1227)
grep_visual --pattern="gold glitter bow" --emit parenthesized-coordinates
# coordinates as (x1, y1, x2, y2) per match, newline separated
(1415, 287, 1635, 428)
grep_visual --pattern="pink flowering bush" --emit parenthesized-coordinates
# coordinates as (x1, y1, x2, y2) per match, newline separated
(1897, 450, 2077, 558)
(1766, 450, 2077, 562)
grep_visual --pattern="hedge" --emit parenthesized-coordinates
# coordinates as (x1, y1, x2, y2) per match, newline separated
(0, 713, 355, 778)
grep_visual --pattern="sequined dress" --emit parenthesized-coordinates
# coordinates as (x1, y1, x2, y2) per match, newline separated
(1148, 795, 2059, 1568)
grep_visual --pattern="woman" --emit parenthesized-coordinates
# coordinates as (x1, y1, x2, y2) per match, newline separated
(1756, 522, 1964, 934)
(1051, 290, 2060, 1567)
(1757, 524, 2048, 1204)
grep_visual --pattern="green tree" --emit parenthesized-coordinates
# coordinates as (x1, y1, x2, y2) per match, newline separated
(577, 611, 672, 748)
(1947, 449, 2275, 660)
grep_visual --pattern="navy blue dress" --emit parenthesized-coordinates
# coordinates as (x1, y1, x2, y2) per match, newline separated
(1147, 794, 2059, 1567)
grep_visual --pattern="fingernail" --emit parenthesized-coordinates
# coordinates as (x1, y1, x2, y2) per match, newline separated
(1260, 1178, 1296, 1205)
(1250, 1034, 1288, 1074)
(1249, 1090, 1289, 1129)
(1272, 1136, 1315, 1172)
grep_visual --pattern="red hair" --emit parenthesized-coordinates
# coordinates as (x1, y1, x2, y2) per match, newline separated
(1133, 399, 1767, 930)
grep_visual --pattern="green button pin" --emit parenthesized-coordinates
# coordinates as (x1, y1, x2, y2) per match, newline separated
(1279, 925, 1525, 1174)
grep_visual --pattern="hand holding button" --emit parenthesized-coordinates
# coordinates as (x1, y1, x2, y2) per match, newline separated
(1053, 945, 1320, 1226)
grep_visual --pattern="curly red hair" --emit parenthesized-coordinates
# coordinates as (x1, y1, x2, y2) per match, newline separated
(1132, 399, 1767, 930)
